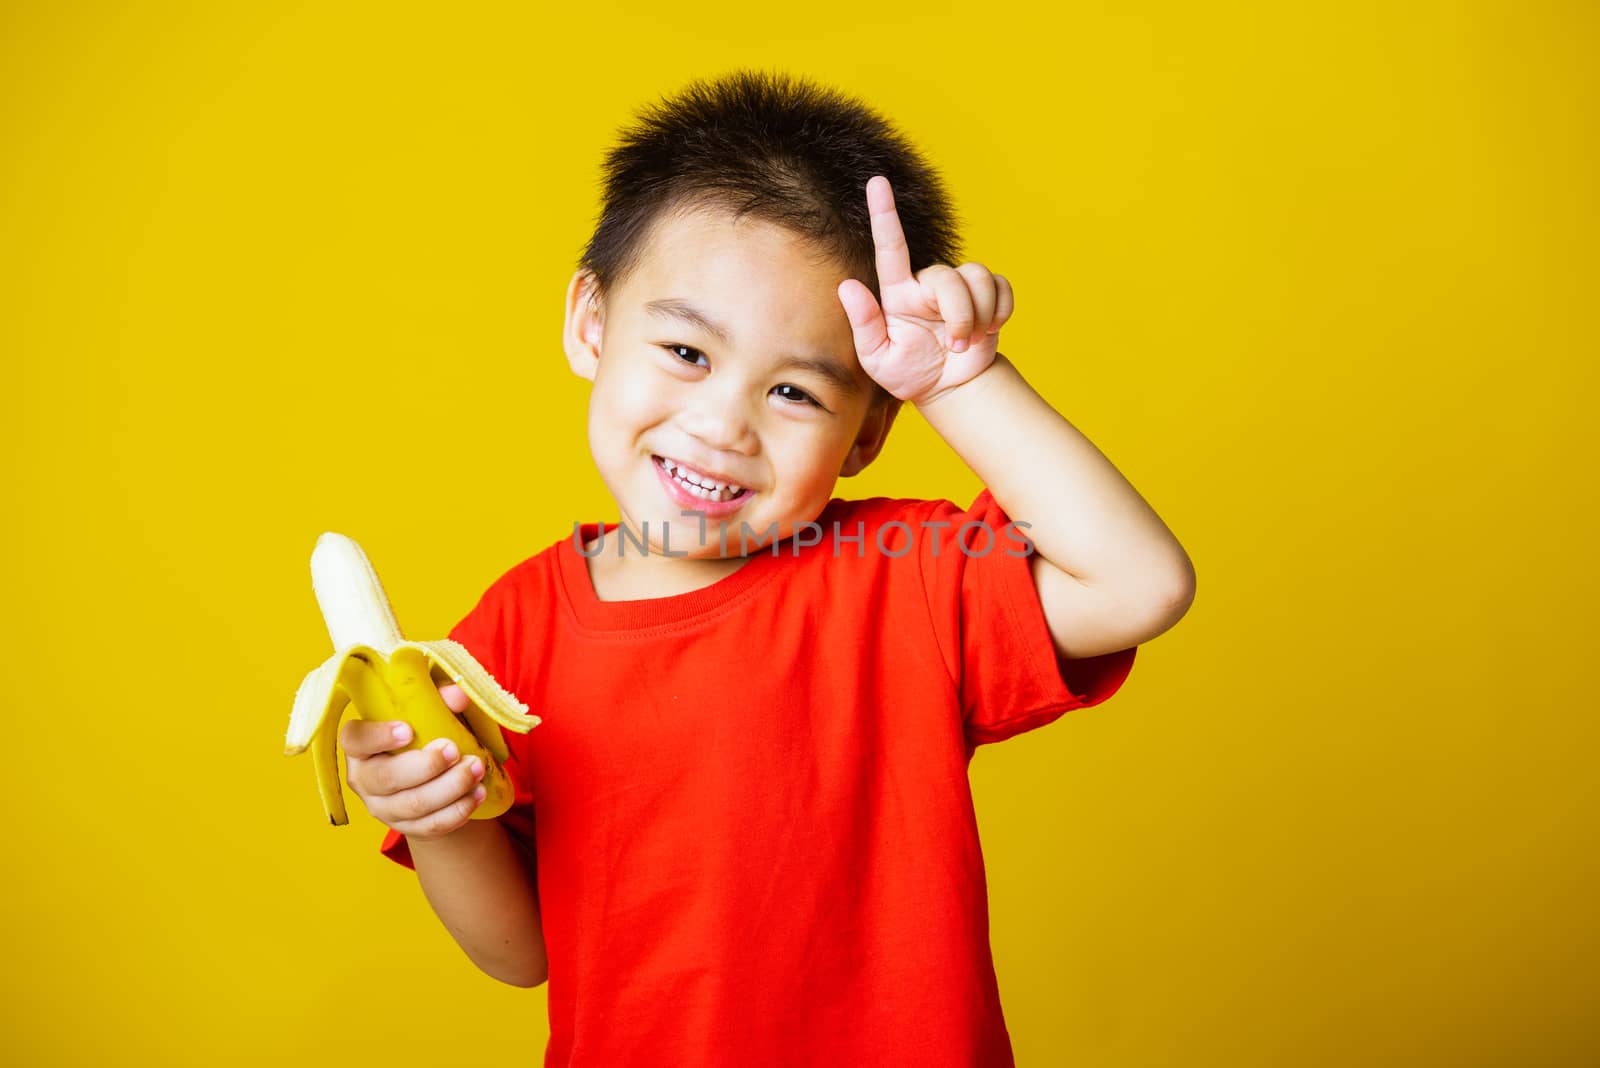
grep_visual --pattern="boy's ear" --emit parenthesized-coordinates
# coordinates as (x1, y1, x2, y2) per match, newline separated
(839, 396, 902, 478)
(563, 269, 605, 382)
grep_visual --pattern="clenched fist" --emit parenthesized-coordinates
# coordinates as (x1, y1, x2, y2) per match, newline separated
(341, 681, 489, 840)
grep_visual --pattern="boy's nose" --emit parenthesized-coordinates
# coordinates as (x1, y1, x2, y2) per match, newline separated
(677, 399, 758, 457)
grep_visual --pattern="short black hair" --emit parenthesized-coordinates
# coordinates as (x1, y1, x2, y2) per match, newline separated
(576, 69, 963, 408)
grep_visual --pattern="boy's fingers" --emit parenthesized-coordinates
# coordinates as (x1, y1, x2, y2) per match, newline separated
(919, 267, 975, 350)
(364, 738, 463, 798)
(340, 718, 413, 757)
(955, 263, 998, 336)
(390, 751, 485, 821)
(866, 176, 913, 290)
(437, 681, 469, 713)
(393, 785, 484, 840)
(990, 274, 1014, 332)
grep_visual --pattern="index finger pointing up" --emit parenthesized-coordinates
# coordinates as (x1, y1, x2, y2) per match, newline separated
(866, 176, 913, 290)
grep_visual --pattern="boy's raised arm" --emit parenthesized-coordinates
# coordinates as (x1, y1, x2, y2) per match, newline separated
(837, 176, 1196, 658)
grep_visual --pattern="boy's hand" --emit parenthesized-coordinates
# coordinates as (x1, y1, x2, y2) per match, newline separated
(339, 681, 489, 841)
(837, 175, 1013, 407)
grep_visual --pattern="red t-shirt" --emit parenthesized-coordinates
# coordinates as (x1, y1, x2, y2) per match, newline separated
(381, 491, 1137, 1067)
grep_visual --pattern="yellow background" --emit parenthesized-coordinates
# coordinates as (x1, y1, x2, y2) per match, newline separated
(5, 1, 1595, 1064)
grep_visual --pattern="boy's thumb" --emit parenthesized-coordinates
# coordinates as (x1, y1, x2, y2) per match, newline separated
(436, 681, 469, 713)
(837, 279, 887, 356)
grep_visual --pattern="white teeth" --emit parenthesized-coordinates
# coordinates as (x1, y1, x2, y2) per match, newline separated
(660, 456, 744, 497)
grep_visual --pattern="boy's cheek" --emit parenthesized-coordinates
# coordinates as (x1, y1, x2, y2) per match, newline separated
(592, 377, 662, 428)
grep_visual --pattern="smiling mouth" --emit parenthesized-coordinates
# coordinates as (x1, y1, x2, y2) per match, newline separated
(652, 455, 751, 503)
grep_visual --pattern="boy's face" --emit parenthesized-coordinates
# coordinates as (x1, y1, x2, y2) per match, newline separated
(563, 202, 898, 559)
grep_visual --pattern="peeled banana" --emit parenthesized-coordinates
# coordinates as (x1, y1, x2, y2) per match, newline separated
(286, 532, 539, 826)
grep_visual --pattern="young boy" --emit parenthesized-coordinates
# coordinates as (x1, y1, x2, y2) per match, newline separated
(344, 70, 1194, 1066)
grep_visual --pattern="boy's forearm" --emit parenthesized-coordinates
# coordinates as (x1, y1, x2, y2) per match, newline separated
(918, 353, 1193, 599)
(407, 818, 548, 987)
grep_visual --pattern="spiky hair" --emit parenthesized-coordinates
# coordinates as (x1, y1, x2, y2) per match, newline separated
(577, 68, 962, 340)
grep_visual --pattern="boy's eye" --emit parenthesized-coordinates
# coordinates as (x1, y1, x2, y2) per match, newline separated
(773, 384, 820, 408)
(662, 346, 825, 409)
(665, 343, 708, 368)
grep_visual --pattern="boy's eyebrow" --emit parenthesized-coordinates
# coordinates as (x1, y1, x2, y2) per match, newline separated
(646, 298, 734, 345)
(775, 355, 864, 397)
(644, 298, 863, 396)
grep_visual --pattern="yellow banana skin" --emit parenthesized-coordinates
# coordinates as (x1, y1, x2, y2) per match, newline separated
(287, 533, 539, 826)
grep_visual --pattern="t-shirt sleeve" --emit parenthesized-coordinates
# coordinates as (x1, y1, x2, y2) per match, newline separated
(378, 581, 537, 872)
(916, 488, 1138, 751)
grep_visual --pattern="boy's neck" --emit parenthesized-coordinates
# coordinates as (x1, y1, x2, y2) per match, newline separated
(581, 535, 753, 602)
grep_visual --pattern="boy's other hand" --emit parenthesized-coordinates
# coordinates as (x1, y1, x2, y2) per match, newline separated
(836, 175, 1013, 407)
(339, 680, 489, 841)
